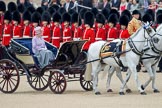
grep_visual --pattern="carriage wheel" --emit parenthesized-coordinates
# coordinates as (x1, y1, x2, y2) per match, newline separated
(0, 59, 20, 93)
(80, 74, 93, 91)
(27, 68, 50, 91)
(48, 71, 66, 94)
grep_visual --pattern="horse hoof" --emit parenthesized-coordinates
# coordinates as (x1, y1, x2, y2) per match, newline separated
(140, 92, 147, 95)
(126, 89, 132, 93)
(119, 92, 125, 95)
(95, 92, 101, 95)
(107, 89, 113, 92)
(154, 89, 160, 93)
(141, 85, 145, 90)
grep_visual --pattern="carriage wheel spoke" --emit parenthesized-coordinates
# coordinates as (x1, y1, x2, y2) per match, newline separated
(9, 79, 16, 87)
(40, 77, 45, 87)
(0, 79, 5, 84)
(8, 80, 13, 90)
(1, 80, 7, 90)
(6, 80, 9, 91)
(10, 77, 18, 82)
(41, 76, 48, 83)
(34, 77, 38, 88)
(39, 77, 41, 88)
(83, 81, 87, 87)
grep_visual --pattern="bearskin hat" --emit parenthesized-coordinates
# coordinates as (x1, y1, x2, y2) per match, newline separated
(79, 8, 87, 20)
(12, 11, 21, 24)
(58, 7, 66, 16)
(62, 12, 71, 22)
(31, 11, 41, 24)
(84, 11, 94, 28)
(108, 14, 118, 25)
(27, 6, 36, 14)
(119, 15, 129, 26)
(156, 10, 162, 17)
(96, 13, 105, 25)
(142, 13, 153, 23)
(52, 12, 61, 22)
(132, 10, 140, 15)
(145, 9, 155, 21)
(121, 10, 132, 20)
(51, 4, 59, 11)
(41, 11, 51, 24)
(8, 2, 17, 13)
(36, 7, 44, 15)
(91, 7, 98, 18)
(71, 12, 81, 26)
(68, 9, 76, 16)
(23, 10, 31, 21)
(101, 8, 110, 20)
(109, 9, 120, 19)
(0, 1, 6, 12)
(47, 6, 56, 16)
(4, 11, 12, 22)
(157, 14, 162, 24)
(17, 4, 25, 14)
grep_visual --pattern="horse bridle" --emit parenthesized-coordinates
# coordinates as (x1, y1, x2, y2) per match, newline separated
(128, 25, 156, 56)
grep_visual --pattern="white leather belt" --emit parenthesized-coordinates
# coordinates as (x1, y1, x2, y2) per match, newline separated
(52, 37, 60, 39)
(3, 34, 10, 37)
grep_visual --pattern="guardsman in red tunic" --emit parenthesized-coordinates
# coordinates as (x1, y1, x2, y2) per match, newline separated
(41, 11, 51, 42)
(79, 8, 87, 32)
(17, 4, 25, 32)
(62, 12, 72, 42)
(2, 11, 12, 46)
(107, 14, 118, 41)
(71, 12, 83, 41)
(31, 12, 41, 36)
(119, 15, 130, 39)
(82, 11, 95, 51)
(101, 8, 110, 33)
(95, 13, 106, 41)
(52, 12, 61, 48)
(22, 10, 32, 38)
(12, 11, 22, 38)
(0, 1, 6, 39)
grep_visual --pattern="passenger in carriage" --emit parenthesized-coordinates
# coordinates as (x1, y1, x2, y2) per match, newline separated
(107, 13, 118, 41)
(95, 13, 106, 41)
(82, 11, 95, 51)
(0, 1, 6, 39)
(52, 12, 61, 48)
(119, 15, 130, 39)
(2, 11, 12, 46)
(62, 12, 72, 42)
(41, 11, 51, 42)
(22, 10, 32, 38)
(12, 11, 22, 38)
(31, 11, 41, 36)
(32, 26, 55, 68)
(71, 12, 83, 41)
(127, 10, 141, 36)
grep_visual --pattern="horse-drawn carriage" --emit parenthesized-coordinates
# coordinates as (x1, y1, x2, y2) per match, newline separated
(0, 38, 92, 94)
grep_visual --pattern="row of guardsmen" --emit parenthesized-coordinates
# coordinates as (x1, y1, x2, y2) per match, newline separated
(1, 1, 162, 51)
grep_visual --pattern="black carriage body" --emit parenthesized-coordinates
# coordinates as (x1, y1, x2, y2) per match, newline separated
(50, 40, 87, 74)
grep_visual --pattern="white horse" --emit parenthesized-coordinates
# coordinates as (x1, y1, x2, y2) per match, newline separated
(87, 22, 157, 95)
(107, 24, 162, 94)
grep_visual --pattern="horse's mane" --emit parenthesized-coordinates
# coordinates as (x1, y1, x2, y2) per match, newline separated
(130, 27, 142, 39)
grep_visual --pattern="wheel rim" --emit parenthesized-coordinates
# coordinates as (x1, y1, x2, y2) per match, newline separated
(0, 59, 20, 93)
(80, 74, 93, 91)
(49, 71, 66, 94)
(27, 68, 49, 91)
